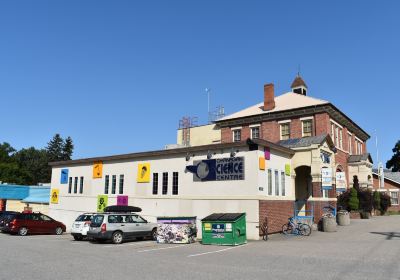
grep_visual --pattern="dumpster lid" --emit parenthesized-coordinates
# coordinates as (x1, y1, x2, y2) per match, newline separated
(103, 205, 142, 213)
(201, 213, 245, 222)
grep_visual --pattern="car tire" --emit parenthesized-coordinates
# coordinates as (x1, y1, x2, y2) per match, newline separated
(73, 235, 83, 241)
(55, 227, 63, 235)
(112, 231, 123, 244)
(18, 227, 28, 236)
(151, 228, 158, 241)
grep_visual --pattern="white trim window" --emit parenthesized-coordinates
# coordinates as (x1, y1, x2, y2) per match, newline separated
(335, 127, 339, 147)
(302, 120, 313, 137)
(281, 171, 286, 196)
(280, 123, 290, 140)
(267, 169, 272, 195)
(275, 170, 279, 196)
(348, 133, 353, 155)
(251, 126, 260, 139)
(390, 191, 399, 205)
(233, 129, 241, 142)
(339, 129, 343, 149)
(323, 189, 329, 198)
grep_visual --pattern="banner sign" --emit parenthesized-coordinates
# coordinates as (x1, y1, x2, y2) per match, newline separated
(50, 189, 59, 204)
(60, 169, 68, 184)
(117, 195, 128, 206)
(97, 195, 108, 212)
(186, 157, 245, 181)
(321, 168, 333, 190)
(137, 163, 150, 183)
(93, 161, 103, 179)
(285, 164, 291, 176)
(336, 172, 346, 190)
(264, 147, 270, 160)
(259, 157, 265, 170)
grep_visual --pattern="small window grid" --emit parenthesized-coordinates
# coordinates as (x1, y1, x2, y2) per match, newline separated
(280, 123, 290, 140)
(104, 175, 110, 194)
(302, 120, 313, 137)
(152, 173, 158, 195)
(172, 172, 178, 195)
(119, 175, 124, 194)
(162, 172, 168, 195)
(233, 129, 241, 142)
(390, 191, 399, 205)
(251, 127, 260, 139)
(111, 175, 116, 194)
(79, 176, 84, 194)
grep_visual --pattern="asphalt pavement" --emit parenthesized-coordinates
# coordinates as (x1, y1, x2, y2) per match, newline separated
(0, 215, 399, 280)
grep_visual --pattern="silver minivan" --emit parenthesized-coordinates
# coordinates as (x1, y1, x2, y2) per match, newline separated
(88, 213, 157, 244)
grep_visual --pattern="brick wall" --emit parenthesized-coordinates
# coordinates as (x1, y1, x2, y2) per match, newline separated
(261, 121, 280, 142)
(290, 118, 302, 139)
(221, 127, 231, 143)
(335, 150, 350, 185)
(259, 200, 294, 234)
(372, 176, 400, 212)
(315, 113, 330, 136)
(306, 200, 337, 224)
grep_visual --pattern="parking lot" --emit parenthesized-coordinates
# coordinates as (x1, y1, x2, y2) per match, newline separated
(0, 216, 399, 280)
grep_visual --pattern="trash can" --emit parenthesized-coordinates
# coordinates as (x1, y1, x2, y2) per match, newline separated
(156, 216, 197, 244)
(337, 210, 350, 226)
(322, 216, 337, 232)
(201, 213, 246, 246)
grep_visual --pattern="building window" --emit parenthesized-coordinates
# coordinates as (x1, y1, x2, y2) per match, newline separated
(280, 123, 290, 140)
(68, 177, 72, 194)
(233, 129, 241, 142)
(302, 120, 313, 137)
(390, 191, 399, 205)
(339, 129, 343, 149)
(162, 172, 168, 195)
(281, 171, 285, 196)
(74, 177, 78, 194)
(331, 124, 335, 143)
(104, 175, 109, 194)
(119, 175, 124, 194)
(152, 173, 158, 195)
(348, 134, 352, 154)
(111, 175, 116, 194)
(172, 172, 178, 195)
(79, 176, 84, 194)
(323, 189, 329, 198)
(335, 127, 339, 146)
(275, 170, 279, 196)
(268, 169, 272, 195)
(251, 127, 260, 139)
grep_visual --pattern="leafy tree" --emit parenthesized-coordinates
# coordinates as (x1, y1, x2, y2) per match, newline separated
(0, 162, 31, 185)
(358, 189, 373, 212)
(62, 137, 74, 161)
(0, 142, 16, 163)
(373, 191, 381, 211)
(380, 193, 392, 215)
(386, 140, 400, 171)
(14, 147, 50, 184)
(348, 188, 359, 211)
(46, 134, 65, 162)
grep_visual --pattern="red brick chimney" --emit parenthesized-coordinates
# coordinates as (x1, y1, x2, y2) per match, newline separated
(263, 83, 275, 111)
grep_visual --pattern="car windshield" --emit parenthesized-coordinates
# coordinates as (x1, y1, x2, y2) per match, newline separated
(91, 215, 104, 227)
(75, 215, 93, 222)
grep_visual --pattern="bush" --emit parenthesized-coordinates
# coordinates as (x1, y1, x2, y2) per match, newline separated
(348, 188, 359, 211)
(358, 189, 373, 212)
(373, 191, 381, 211)
(337, 189, 351, 211)
(380, 193, 392, 215)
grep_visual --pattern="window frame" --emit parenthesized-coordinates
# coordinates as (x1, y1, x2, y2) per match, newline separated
(79, 176, 84, 194)
(104, 175, 110, 194)
(302, 119, 313, 138)
(281, 171, 286, 196)
(162, 172, 168, 195)
(119, 175, 124, 195)
(68, 177, 72, 194)
(275, 170, 279, 196)
(152, 173, 159, 195)
(111, 175, 116, 194)
(390, 191, 399, 205)
(232, 129, 241, 142)
(280, 123, 290, 140)
(250, 126, 260, 139)
(74, 177, 78, 194)
(267, 169, 272, 196)
(172, 172, 178, 195)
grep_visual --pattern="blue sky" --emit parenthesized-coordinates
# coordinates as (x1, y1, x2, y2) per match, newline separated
(0, 1, 398, 166)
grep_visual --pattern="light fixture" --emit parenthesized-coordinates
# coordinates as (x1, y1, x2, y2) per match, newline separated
(230, 148, 237, 158)
(207, 150, 212, 159)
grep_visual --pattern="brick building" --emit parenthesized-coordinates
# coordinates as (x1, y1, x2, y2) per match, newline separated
(372, 169, 400, 212)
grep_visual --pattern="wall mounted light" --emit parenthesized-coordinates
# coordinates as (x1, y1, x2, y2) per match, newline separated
(207, 151, 212, 159)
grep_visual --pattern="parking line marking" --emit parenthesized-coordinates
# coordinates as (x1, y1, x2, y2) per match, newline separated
(187, 244, 249, 258)
(103, 241, 155, 248)
(137, 244, 188, 253)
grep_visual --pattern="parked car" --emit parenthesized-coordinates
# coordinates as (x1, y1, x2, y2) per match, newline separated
(88, 213, 157, 244)
(2, 212, 66, 236)
(0, 211, 19, 231)
(71, 213, 95, 241)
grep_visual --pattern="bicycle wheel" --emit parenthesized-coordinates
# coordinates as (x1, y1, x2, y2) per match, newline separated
(299, 223, 311, 236)
(282, 224, 293, 235)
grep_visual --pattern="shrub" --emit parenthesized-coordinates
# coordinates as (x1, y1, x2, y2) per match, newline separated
(373, 191, 381, 211)
(358, 189, 373, 212)
(337, 189, 351, 211)
(380, 193, 392, 215)
(348, 188, 359, 211)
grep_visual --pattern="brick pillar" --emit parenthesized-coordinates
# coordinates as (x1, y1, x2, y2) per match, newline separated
(312, 182, 322, 197)
(328, 184, 336, 198)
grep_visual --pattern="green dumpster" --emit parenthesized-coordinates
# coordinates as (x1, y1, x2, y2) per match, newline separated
(201, 213, 246, 246)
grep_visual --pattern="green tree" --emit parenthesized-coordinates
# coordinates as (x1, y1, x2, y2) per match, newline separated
(0, 162, 31, 185)
(62, 136, 74, 161)
(348, 188, 359, 211)
(14, 147, 50, 184)
(46, 134, 65, 162)
(373, 191, 381, 211)
(0, 142, 16, 163)
(386, 140, 400, 171)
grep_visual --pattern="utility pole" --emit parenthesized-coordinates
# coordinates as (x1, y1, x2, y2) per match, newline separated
(205, 88, 211, 123)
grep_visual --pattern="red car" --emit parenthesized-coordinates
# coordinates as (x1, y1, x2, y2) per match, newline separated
(3, 212, 66, 236)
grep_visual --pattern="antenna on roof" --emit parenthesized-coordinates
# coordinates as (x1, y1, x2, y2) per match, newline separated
(205, 88, 211, 123)
(297, 64, 301, 77)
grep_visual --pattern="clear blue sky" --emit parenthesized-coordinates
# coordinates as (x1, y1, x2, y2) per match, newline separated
(0, 1, 398, 166)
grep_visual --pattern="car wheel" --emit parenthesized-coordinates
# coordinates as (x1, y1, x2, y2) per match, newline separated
(151, 228, 158, 241)
(112, 231, 123, 244)
(73, 235, 83, 241)
(18, 227, 28, 236)
(55, 227, 63, 235)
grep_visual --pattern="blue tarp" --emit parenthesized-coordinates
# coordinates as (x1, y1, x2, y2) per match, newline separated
(22, 187, 50, 204)
(0, 184, 50, 204)
(0, 185, 29, 200)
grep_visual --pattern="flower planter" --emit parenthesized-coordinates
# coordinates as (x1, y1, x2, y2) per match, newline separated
(360, 211, 371, 219)
(350, 211, 361, 219)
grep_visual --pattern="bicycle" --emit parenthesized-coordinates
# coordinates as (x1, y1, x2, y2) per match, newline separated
(260, 216, 268, 241)
(322, 206, 336, 218)
(282, 217, 311, 236)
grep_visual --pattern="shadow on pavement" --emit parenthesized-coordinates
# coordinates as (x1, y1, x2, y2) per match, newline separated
(370, 232, 400, 240)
